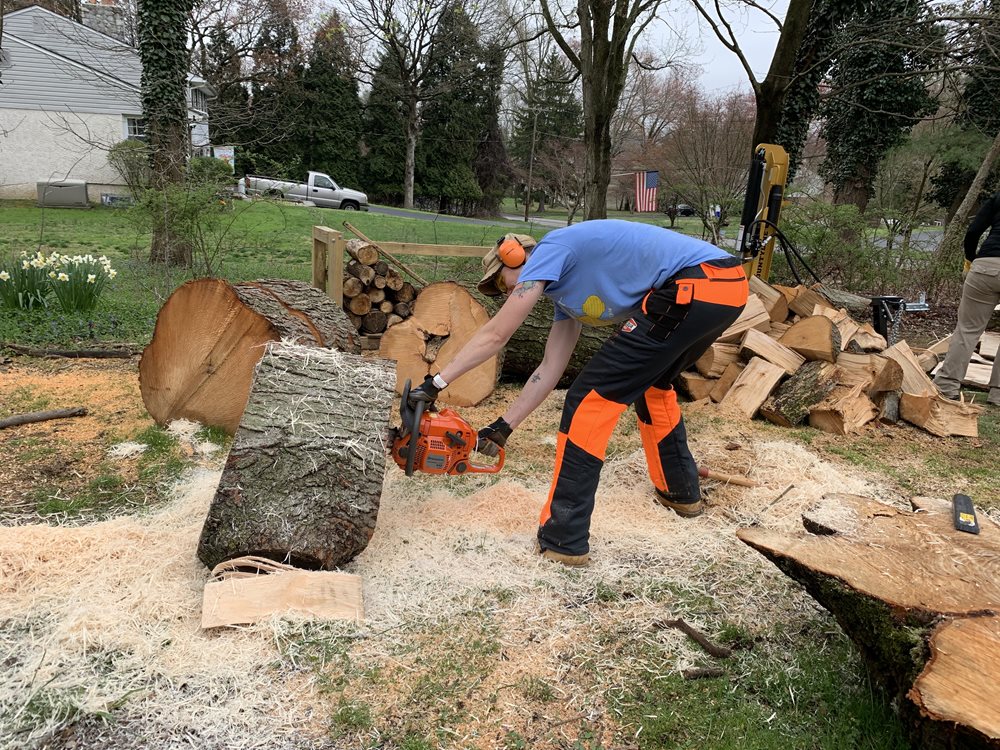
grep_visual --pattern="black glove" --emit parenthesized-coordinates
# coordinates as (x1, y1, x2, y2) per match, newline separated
(407, 375, 441, 410)
(476, 417, 512, 457)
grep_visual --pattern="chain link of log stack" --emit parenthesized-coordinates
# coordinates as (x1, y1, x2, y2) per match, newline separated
(676, 278, 986, 438)
(343, 239, 417, 335)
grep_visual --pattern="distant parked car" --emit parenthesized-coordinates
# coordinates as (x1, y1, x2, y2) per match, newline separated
(245, 171, 369, 211)
(670, 203, 696, 217)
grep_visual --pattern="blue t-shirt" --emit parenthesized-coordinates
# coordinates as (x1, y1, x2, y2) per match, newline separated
(518, 219, 732, 326)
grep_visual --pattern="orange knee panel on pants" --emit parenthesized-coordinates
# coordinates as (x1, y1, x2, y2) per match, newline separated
(539, 390, 627, 526)
(638, 386, 682, 493)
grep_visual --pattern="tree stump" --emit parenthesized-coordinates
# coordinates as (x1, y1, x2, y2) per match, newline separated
(139, 278, 359, 435)
(738, 494, 1000, 748)
(197, 342, 396, 571)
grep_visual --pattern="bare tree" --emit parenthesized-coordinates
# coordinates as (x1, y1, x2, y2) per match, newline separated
(657, 89, 756, 244)
(538, 0, 676, 220)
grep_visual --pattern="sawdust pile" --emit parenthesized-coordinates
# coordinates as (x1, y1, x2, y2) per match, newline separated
(0, 395, 901, 749)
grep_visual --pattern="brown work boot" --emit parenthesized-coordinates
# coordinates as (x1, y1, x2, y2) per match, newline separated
(535, 541, 590, 567)
(654, 489, 704, 518)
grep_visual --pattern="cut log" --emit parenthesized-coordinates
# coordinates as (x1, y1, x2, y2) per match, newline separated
(739, 328, 805, 375)
(678, 371, 717, 401)
(393, 302, 412, 318)
(749, 276, 788, 323)
(912, 347, 940, 373)
(346, 239, 379, 266)
(814, 306, 860, 351)
(386, 313, 403, 328)
(767, 321, 790, 340)
(789, 286, 835, 318)
(710, 361, 745, 403)
(348, 313, 363, 331)
(875, 391, 900, 423)
(395, 282, 417, 303)
(347, 294, 372, 316)
(373, 260, 389, 276)
(368, 288, 386, 304)
(738, 493, 1000, 749)
(808, 384, 878, 435)
(718, 357, 786, 418)
(834, 352, 903, 396)
(811, 284, 872, 319)
(695, 343, 741, 378)
(848, 322, 888, 352)
(716, 294, 771, 344)
(362, 310, 387, 334)
(197, 342, 395, 570)
(759, 361, 839, 427)
(343, 276, 364, 298)
(0, 407, 87, 430)
(379, 300, 394, 314)
(883, 340, 937, 396)
(385, 269, 404, 291)
(899, 392, 982, 437)
(346, 260, 376, 286)
(372, 275, 387, 290)
(378, 281, 498, 406)
(140, 278, 359, 434)
(779, 316, 841, 362)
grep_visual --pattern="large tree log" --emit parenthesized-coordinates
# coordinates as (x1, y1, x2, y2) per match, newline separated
(197, 342, 396, 570)
(140, 278, 360, 435)
(738, 494, 1000, 748)
(759, 360, 840, 427)
(379, 281, 500, 406)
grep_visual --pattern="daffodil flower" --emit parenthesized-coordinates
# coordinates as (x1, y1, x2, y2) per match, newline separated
(0, 271, 9, 282)
(87, 274, 96, 283)
(57, 272, 69, 282)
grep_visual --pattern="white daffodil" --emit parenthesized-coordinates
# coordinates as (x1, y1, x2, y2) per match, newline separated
(87, 274, 96, 283)
(0, 271, 9, 281)
(57, 272, 69, 282)
(49, 271, 57, 279)
(109, 269, 118, 279)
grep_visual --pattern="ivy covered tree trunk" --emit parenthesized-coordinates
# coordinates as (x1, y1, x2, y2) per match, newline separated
(138, 0, 195, 266)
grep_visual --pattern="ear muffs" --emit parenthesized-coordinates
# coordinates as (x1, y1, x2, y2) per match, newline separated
(497, 237, 528, 268)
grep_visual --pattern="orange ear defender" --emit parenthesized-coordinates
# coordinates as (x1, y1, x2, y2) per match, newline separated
(497, 237, 528, 268)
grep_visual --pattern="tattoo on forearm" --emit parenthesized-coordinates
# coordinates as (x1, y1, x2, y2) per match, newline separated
(530, 373, 542, 383)
(514, 281, 539, 298)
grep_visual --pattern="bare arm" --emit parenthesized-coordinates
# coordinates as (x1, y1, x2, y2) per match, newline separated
(438, 281, 546, 385)
(503, 317, 582, 429)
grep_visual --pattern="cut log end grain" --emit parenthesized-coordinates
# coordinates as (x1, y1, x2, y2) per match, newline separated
(378, 281, 498, 407)
(738, 493, 1000, 747)
(778, 315, 841, 362)
(345, 238, 379, 266)
(139, 278, 360, 435)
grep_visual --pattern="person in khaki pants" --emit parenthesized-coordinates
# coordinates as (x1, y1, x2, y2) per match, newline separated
(934, 191, 1000, 406)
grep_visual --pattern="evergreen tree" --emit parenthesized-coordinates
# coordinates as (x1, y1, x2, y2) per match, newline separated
(414, 5, 488, 213)
(203, 24, 251, 171)
(294, 13, 363, 186)
(509, 54, 582, 169)
(817, 0, 938, 212)
(362, 55, 408, 204)
(473, 45, 513, 216)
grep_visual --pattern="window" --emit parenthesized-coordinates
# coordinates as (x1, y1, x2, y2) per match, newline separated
(313, 175, 335, 189)
(190, 88, 208, 113)
(125, 117, 147, 141)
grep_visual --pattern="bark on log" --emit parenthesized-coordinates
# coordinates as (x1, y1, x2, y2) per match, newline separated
(759, 361, 840, 427)
(347, 261, 376, 286)
(738, 493, 1000, 749)
(197, 342, 396, 570)
(812, 284, 872, 319)
(140, 278, 360, 435)
(0, 407, 88, 430)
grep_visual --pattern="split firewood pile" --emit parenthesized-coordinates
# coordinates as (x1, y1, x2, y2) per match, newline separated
(342, 239, 418, 334)
(677, 278, 984, 438)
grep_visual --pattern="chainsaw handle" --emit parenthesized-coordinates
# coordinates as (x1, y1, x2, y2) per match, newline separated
(464, 447, 505, 474)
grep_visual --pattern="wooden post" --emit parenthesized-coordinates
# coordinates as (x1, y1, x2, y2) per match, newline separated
(312, 225, 334, 291)
(328, 230, 345, 305)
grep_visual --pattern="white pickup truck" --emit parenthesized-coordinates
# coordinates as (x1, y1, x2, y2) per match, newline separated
(244, 171, 369, 211)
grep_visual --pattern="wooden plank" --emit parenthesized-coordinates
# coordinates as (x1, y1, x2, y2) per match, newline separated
(377, 241, 491, 258)
(719, 356, 785, 418)
(928, 334, 952, 356)
(328, 230, 345, 306)
(312, 225, 334, 291)
(980, 332, 1000, 360)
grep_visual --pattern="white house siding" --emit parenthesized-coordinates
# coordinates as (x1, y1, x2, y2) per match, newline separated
(3, 6, 141, 88)
(0, 108, 128, 201)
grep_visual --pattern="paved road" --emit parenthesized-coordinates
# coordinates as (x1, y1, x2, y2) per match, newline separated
(368, 205, 569, 230)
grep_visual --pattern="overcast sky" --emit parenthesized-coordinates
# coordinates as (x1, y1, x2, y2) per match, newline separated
(664, 0, 790, 93)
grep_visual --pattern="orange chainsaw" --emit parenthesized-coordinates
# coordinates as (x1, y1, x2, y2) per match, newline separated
(391, 379, 504, 476)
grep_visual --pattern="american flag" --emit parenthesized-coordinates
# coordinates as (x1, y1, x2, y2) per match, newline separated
(634, 170, 659, 212)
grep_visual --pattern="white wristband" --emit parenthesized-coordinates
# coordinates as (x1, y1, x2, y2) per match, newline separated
(432, 374, 448, 390)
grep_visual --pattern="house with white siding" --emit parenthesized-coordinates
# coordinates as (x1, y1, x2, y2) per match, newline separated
(0, 4, 213, 202)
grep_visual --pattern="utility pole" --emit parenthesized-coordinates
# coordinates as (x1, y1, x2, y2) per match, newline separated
(523, 109, 539, 223)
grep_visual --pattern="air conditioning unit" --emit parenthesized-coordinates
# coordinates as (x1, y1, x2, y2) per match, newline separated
(36, 180, 90, 208)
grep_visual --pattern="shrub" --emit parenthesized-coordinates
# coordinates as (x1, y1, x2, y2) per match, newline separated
(46, 253, 117, 312)
(0, 251, 53, 309)
(108, 140, 152, 198)
(187, 156, 234, 188)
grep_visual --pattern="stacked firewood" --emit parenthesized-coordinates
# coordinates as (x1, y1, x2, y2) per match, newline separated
(343, 239, 418, 334)
(678, 278, 984, 438)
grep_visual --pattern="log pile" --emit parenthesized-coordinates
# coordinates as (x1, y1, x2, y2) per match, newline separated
(342, 239, 418, 335)
(928, 331, 999, 391)
(677, 281, 984, 438)
(739, 493, 1000, 748)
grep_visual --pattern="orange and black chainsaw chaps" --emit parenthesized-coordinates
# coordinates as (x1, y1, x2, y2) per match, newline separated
(392, 380, 504, 476)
